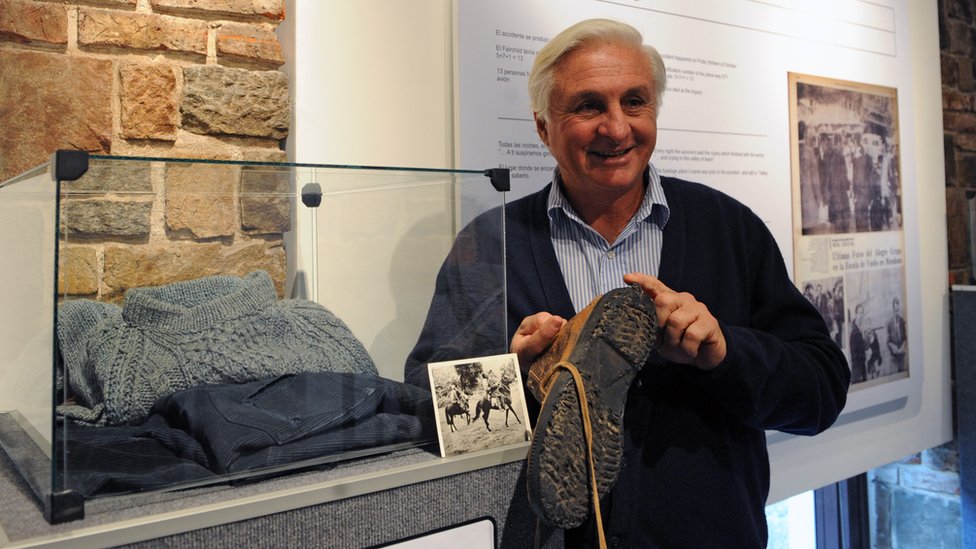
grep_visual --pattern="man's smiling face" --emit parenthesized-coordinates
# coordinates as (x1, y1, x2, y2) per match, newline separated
(534, 40, 657, 198)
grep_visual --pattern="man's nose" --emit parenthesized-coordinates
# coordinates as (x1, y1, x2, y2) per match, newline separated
(597, 107, 629, 141)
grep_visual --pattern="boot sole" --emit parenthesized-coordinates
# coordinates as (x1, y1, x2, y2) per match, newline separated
(526, 285, 658, 529)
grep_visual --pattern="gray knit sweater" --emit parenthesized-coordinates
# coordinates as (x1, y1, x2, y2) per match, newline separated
(56, 271, 377, 426)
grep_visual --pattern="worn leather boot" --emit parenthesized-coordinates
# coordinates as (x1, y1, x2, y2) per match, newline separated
(526, 284, 658, 531)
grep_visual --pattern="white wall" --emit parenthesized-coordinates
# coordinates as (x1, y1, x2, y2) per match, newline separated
(279, 0, 951, 502)
(281, 0, 454, 168)
(279, 1, 462, 380)
(766, 0, 951, 502)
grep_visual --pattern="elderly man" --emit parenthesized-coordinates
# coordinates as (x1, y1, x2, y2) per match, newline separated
(406, 18, 849, 548)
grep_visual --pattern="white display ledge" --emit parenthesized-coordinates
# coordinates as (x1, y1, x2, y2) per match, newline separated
(2, 443, 530, 548)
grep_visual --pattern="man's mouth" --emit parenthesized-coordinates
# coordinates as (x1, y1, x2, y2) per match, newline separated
(591, 147, 632, 158)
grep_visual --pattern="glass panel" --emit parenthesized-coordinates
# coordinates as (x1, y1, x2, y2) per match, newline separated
(0, 155, 507, 522)
(766, 490, 816, 549)
(311, 168, 506, 381)
(0, 162, 57, 517)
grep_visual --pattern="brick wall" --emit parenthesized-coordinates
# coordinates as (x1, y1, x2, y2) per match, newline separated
(871, 447, 961, 548)
(0, 0, 290, 299)
(870, 0, 974, 546)
(943, 0, 976, 284)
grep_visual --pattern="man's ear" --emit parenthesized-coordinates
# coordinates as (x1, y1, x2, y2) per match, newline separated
(534, 112, 549, 146)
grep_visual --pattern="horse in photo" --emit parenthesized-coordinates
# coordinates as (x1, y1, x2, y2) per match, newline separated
(471, 370, 522, 431)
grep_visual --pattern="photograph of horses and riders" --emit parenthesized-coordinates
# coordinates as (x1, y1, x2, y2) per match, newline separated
(427, 353, 532, 457)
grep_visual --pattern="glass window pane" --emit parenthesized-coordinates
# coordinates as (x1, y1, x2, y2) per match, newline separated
(766, 490, 816, 549)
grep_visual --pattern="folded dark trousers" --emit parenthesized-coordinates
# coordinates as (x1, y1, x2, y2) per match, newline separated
(152, 371, 435, 474)
(60, 414, 215, 497)
(60, 372, 436, 496)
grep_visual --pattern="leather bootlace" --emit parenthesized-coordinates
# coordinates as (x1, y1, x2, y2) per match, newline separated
(534, 360, 607, 549)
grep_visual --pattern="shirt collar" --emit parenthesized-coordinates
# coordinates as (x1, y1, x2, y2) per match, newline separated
(546, 164, 670, 229)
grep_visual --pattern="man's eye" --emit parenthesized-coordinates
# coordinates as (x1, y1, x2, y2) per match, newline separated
(575, 102, 600, 113)
(624, 97, 647, 109)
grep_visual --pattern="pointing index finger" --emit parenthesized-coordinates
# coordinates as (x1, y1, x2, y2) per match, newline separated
(623, 272, 673, 297)
(624, 273, 681, 331)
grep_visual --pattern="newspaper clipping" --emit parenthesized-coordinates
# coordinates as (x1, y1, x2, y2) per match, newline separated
(789, 73, 908, 390)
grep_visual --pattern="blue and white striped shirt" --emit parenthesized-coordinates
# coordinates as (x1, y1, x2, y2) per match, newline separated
(547, 164, 670, 313)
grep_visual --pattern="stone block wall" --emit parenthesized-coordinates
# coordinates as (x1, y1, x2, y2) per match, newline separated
(943, 0, 976, 285)
(871, 446, 961, 548)
(869, 0, 973, 545)
(0, 0, 290, 299)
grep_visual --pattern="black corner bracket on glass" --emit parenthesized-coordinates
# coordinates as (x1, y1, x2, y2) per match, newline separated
(301, 182, 323, 208)
(484, 168, 510, 192)
(53, 150, 90, 182)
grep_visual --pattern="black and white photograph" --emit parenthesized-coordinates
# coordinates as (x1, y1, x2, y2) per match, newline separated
(843, 267, 909, 388)
(789, 72, 910, 393)
(427, 353, 531, 458)
(801, 275, 846, 350)
(789, 74, 902, 237)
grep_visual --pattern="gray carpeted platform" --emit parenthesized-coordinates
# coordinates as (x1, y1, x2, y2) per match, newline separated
(0, 433, 561, 548)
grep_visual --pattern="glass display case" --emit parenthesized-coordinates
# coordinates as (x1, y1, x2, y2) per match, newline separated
(0, 151, 511, 523)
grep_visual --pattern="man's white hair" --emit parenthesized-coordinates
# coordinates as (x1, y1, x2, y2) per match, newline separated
(528, 18, 667, 123)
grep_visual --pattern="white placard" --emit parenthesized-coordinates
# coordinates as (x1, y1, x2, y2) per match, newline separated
(373, 517, 496, 549)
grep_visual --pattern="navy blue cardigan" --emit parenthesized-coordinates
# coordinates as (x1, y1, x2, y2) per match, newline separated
(406, 176, 850, 548)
